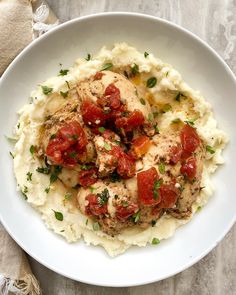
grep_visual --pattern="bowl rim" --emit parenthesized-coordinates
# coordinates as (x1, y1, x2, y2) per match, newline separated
(0, 12, 235, 287)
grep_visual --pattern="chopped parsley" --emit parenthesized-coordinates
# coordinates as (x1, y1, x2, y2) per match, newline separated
(148, 113, 154, 122)
(9, 151, 15, 159)
(93, 222, 100, 231)
(45, 187, 50, 193)
(172, 118, 181, 124)
(52, 210, 63, 221)
(17, 123, 20, 129)
(162, 104, 172, 113)
(131, 63, 139, 76)
(153, 179, 162, 200)
(146, 77, 157, 88)
(21, 186, 28, 200)
(50, 165, 62, 184)
(153, 112, 158, 118)
(175, 92, 181, 102)
(64, 193, 72, 200)
(89, 186, 96, 193)
(197, 206, 202, 212)
(140, 98, 146, 105)
(85, 54, 91, 61)
(80, 164, 92, 170)
(144, 51, 149, 58)
(110, 171, 121, 183)
(60, 90, 69, 98)
(50, 134, 57, 139)
(104, 142, 112, 151)
(29, 145, 35, 155)
(206, 145, 215, 154)
(122, 201, 129, 207)
(41, 85, 53, 95)
(184, 119, 195, 127)
(151, 220, 156, 227)
(69, 151, 77, 158)
(158, 163, 165, 174)
(101, 63, 113, 71)
(65, 80, 70, 89)
(132, 210, 141, 223)
(154, 124, 160, 134)
(98, 127, 106, 133)
(26, 172, 32, 181)
(36, 166, 51, 174)
(85, 219, 88, 225)
(97, 188, 109, 205)
(59, 69, 69, 76)
(152, 238, 160, 245)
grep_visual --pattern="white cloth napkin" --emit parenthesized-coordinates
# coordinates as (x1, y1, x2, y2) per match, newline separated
(0, 1, 59, 294)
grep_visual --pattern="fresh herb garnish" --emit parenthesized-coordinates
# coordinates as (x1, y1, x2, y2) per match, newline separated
(64, 193, 72, 200)
(97, 188, 109, 205)
(153, 179, 162, 200)
(162, 104, 172, 113)
(50, 134, 57, 140)
(85, 219, 88, 225)
(151, 220, 156, 227)
(52, 210, 63, 221)
(154, 124, 160, 134)
(60, 91, 69, 98)
(110, 171, 121, 183)
(85, 54, 91, 61)
(41, 85, 53, 95)
(146, 77, 157, 88)
(93, 222, 100, 231)
(9, 151, 15, 159)
(26, 172, 32, 181)
(114, 194, 119, 200)
(144, 52, 149, 58)
(80, 164, 92, 170)
(17, 122, 20, 129)
(65, 80, 70, 89)
(197, 206, 202, 212)
(140, 98, 146, 105)
(59, 69, 69, 76)
(158, 163, 165, 174)
(98, 127, 106, 133)
(148, 113, 154, 122)
(172, 118, 181, 124)
(21, 185, 28, 200)
(89, 186, 96, 193)
(101, 63, 113, 71)
(152, 238, 160, 245)
(131, 63, 139, 76)
(30, 145, 35, 155)
(184, 119, 195, 127)
(45, 187, 50, 193)
(206, 145, 215, 154)
(122, 201, 129, 207)
(153, 112, 158, 118)
(36, 167, 51, 174)
(69, 151, 77, 158)
(50, 165, 62, 184)
(175, 92, 181, 102)
(132, 210, 141, 223)
(104, 142, 112, 151)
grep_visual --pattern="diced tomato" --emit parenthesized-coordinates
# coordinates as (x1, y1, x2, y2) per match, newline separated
(81, 100, 107, 126)
(137, 167, 161, 205)
(115, 110, 145, 132)
(169, 145, 182, 165)
(180, 124, 200, 154)
(46, 138, 70, 164)
(117, 153, 136, 178)
(116, 202, 139, 220)
(78, 167, 98, 187)
(94, 72, 104, 80)
(85, 194, 107, 216)
(102, 130, 117, 141)
(130, 136, 151, 159)
(180, 157, 197, 179)
(159, 184, 178, 208)
(104, 84, 121, 110)
(61, 147, 79, 167)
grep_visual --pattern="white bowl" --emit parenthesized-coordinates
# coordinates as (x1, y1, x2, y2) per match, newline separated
(0, 12, 235, 287)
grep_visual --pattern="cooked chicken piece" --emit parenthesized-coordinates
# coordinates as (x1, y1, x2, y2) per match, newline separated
(93, 134, 120, 177)
(77, 70, 152, 119)
(77, 180, 138, 235)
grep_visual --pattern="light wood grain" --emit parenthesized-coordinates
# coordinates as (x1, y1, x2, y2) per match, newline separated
(29, 0, 236, 294)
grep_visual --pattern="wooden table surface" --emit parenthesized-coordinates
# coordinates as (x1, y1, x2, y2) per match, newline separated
(28, 1, 236, 294)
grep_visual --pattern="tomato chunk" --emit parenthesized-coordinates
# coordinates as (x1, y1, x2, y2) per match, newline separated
(115, 110, 145, 132)
(169, 145, 182, 165)
(78, 167, 98, 187)
(81, 100, 107, 126)
(104, 83, 121, 110)
(159, 184, 178, 208)
(137, 167, 161, 205)
(130, 136, 151, 159)
(94, 72, 104, 80)
(116, 202, 139, 220)
(117, 153, 136, 178)
(180, 157, 197, 179)
(85, 194, 108, 216)
(180, 124, 200, 154)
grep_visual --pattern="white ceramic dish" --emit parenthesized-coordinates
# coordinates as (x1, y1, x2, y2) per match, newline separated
(0, 13, 235, 287)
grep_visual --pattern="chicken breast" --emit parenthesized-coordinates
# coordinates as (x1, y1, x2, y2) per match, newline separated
(76, 70, 152, 119)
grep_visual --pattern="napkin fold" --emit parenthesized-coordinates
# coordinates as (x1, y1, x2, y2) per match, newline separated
(0, 1, 59, 294)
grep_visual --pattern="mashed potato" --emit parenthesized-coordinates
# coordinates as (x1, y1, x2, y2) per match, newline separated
(13, 43, 228, 257)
